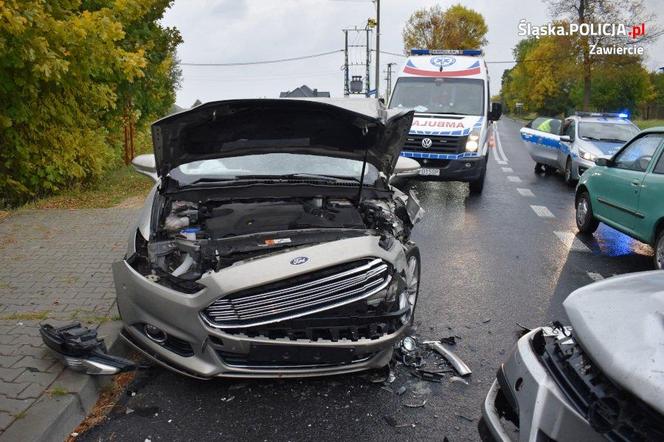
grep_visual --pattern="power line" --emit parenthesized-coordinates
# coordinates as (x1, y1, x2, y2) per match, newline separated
(180, 50, 343, 67)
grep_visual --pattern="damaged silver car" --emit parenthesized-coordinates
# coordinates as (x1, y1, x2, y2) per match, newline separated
(112, 98, 424, 379)
(482, 271, 664, 441)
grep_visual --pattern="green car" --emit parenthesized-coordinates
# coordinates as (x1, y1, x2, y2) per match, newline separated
(575, 128, 664, 269)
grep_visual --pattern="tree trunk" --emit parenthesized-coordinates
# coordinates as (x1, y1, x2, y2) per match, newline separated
(582, 43, 591, 111)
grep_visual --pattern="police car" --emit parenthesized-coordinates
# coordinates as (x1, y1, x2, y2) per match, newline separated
(388, 49, 502, 194)
(520, 112, 640, 184)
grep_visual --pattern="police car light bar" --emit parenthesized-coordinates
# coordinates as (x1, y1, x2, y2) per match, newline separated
(410, 49, 483, 56)
(575, 111, 629, 119)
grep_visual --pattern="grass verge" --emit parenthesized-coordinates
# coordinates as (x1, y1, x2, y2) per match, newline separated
(634, 119, 664, 130)
(24, 166, 153, 210)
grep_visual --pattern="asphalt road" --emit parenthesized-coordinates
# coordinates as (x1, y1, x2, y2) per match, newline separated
(80, 117, 655, 442)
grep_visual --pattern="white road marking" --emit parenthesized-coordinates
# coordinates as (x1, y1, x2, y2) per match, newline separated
(587, 272, 604, 281)
(494, 122, 509, 164)
(501, 167, 513, 173)
(507, 176, 522, 183)
(554, 231, 592, 253)
(530, 205, 555, 218)
(516, 188, 535, 197)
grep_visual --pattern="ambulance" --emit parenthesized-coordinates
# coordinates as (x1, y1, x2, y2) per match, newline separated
(388, 49, 502, 193)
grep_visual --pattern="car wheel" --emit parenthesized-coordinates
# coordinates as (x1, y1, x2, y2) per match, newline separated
(576, 191, 599, 234)
(544, 165, 556, 175)
(655, 229, 664, 270)
(402, 244, 420, 325)
(534, 162, 544, 174)
(469, 173, 485, 194)
(564, 158, 576, 185)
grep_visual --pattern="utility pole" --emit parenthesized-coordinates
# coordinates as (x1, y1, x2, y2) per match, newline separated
(365, 27, 371, 97)
(385, 62, 396, 102)
(343, 30, 350, 96)
(374, 0, 380, 99)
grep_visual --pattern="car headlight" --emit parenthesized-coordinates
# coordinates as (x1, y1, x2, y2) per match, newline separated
(366, 272, 404, 306)
(465, 129, 480, 152)
(579, 148, 597, 161)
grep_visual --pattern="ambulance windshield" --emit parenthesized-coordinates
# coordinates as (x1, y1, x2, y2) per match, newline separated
(389, 77, 484, 116)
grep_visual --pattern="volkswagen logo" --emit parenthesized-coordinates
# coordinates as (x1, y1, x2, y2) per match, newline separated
(290, 256, 309, 265)
(421, 138, 433, 149)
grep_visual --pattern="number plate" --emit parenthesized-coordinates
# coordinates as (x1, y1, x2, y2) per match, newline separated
(419, 168, 440, 176)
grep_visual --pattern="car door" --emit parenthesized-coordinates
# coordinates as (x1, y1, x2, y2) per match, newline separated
(520, 117, 562, 167)
(591, 133, 664, 234)
(558, 118, 575, 168)
(634, 140, 664, 244)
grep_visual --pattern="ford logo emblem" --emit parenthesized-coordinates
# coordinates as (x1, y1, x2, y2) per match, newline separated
(421, 138, 433, 148)
(290, 256, 309, 265)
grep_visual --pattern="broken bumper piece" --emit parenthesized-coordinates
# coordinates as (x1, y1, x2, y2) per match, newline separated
(40, 322, 137, 375)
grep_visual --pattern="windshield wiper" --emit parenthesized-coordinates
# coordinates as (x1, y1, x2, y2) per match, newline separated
(581, 136, 601, 141)
(184, 177, 238, 186)
(597, 138, 626, 143)
(279, 173, 360, 183)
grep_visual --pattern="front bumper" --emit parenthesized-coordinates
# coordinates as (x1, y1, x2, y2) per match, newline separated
(113, 236, 410, 379)
(401, 152, 486, 182)
(481, 328, 605, 442)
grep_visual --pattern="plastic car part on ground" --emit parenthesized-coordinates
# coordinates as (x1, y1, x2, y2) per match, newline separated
(394, 335, 472, 382)
(40, 322, 138, 375)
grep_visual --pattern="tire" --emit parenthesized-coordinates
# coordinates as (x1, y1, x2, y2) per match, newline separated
(402, 243, 421, 326)
(576, 191, 599, 234)
(534, 162, 544, 174)
(470, 161, 487, 194)
(544, 165, 556, 175)
(564, 158, 576, 185)
(655, 229, 664, 270)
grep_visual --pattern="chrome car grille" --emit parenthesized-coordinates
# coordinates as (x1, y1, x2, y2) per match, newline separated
(404, 134, 467, 153)
(201, 258, 391, 329)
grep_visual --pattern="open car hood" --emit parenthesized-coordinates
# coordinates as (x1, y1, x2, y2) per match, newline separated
(152, 98, 414, 177)
(563, 271, 664, 415)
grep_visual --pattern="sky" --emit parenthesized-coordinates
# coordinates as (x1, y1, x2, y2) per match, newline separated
(162, 0, 664, 108)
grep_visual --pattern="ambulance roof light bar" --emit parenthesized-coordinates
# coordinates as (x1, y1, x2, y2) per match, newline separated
(410, 49, 483, 56)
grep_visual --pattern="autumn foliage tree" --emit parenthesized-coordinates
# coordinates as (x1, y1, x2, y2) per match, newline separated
(0, 0, 181, 205)
(402, 4, 488, 52)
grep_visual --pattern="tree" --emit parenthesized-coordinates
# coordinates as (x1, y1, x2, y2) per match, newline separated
(402, 4, 488, 52)
(545, 0, 662, 110)
(0, 0, 181, 205)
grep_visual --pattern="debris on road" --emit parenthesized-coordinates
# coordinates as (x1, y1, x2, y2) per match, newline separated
(439, 336, 458, 346)
(403, 399, 427, 408)
(40, 322, 137, 375)
(449, 376, 469, 385)
(422, 341, 472, 377)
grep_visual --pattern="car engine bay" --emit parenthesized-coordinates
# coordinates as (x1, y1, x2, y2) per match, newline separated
(128, 193, 421, 291)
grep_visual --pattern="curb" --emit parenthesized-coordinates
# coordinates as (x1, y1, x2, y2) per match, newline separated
(0, 321, 127, 442)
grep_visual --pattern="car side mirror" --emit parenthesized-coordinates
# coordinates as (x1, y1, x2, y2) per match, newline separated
(595, 158, 610, 167)
(489, 102, 502, 121)
(391, 156, 420, 181)
(131, 154, 158, 182)
(559, 135, 571, 142)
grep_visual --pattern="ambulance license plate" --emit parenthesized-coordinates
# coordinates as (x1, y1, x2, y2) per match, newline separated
(419, 168, 440, 176)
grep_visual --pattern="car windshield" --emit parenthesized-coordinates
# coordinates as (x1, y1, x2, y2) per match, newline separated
(388, 77, 484, 115)
(169, 153, 379, 186)
(578, 122, 639, 142)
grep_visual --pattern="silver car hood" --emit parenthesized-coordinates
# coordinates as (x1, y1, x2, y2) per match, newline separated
(151, 98, 414, 177)
(563, 271, 664, 415)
